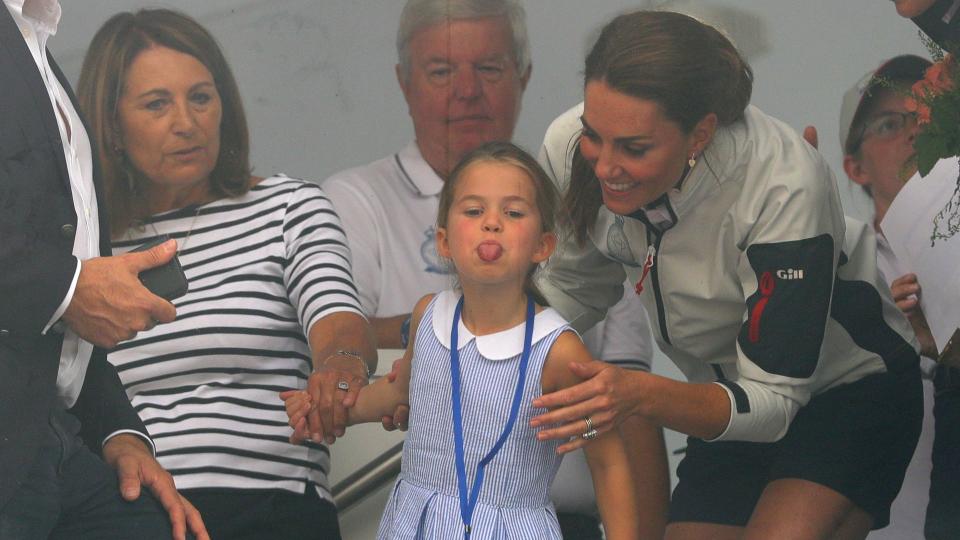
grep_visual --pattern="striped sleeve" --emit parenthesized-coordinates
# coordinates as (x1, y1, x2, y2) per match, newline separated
(282, 182, 364, 333)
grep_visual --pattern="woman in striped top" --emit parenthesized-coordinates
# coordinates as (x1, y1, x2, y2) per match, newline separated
(77, 9, 375, 539)
(285, 142, 640, 539)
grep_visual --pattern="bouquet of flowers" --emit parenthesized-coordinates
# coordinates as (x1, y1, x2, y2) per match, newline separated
(904, 34, 960, 243)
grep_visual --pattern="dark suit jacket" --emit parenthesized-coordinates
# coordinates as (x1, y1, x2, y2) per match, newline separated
(0, 5, 148, 508)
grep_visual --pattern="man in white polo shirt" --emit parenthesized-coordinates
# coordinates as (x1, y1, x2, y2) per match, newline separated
(323, 0, 531, 349)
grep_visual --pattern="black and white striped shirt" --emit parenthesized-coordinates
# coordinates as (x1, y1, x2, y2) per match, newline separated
(109, 175, 361, 499)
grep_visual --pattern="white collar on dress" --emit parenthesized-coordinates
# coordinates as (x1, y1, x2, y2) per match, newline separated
(396, 141, 444, 197)
(431, 289, 572, 360)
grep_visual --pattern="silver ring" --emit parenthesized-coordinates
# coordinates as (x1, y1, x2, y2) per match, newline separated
(583, 416, 594, 432)
(336, 380, 350, 391)
(581, 428, 599, 440)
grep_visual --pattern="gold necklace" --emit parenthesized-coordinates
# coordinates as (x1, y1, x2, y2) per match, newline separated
(147, 205, 203, 254)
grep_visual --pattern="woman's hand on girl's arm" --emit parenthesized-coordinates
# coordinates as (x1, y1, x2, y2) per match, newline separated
(534, 334, 733, 450)
(533, 351, 645, 453)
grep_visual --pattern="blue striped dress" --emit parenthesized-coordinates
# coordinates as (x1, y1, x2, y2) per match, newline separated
(378, 290, 569, 539)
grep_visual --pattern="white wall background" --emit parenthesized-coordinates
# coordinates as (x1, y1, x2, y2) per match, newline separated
(49, 1, 930, 537)
(53, 0, 929, 223)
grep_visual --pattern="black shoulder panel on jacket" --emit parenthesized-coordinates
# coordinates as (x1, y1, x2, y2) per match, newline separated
(738, 234, 834, 378)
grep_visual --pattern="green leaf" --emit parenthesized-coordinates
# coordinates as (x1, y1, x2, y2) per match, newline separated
(916, 133, 945, 176)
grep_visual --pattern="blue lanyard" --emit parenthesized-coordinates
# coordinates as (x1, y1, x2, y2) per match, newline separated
(450, 295, 535, 539)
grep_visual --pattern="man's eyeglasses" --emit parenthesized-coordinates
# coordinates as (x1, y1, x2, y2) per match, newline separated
(850, 111, 918, 152)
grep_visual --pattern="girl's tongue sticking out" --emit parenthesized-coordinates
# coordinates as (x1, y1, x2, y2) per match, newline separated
(477, 241, 503, 262)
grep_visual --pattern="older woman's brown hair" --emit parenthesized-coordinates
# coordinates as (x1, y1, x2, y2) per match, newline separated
(77, 8, 250, 235)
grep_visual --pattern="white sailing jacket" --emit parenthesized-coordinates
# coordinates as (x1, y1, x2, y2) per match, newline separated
(538, 103, 918, 443)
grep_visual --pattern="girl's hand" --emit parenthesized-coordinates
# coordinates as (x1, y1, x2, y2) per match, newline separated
(530, 361, 642, 454)
(306, 353, 370, 444)
(890, 273, 922, 315)
(280, 390, 313, 444)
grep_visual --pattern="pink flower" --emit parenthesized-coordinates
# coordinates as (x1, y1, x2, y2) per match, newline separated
(909, 80, 934, 124)
(924, 55, 955, 93)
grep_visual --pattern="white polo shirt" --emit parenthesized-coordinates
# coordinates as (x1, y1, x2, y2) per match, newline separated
(323, 142, 455, 318)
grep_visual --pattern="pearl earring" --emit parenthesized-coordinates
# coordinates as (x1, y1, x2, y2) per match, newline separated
(688, 153, 697, 169)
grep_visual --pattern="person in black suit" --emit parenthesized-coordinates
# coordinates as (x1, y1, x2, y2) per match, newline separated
(0, 2, 206, 538)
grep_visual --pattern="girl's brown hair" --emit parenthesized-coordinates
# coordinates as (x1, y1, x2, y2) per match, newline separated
(77, 8, 251, 236)
(566, 10, 753, 243)
(437, 141, 559, 305)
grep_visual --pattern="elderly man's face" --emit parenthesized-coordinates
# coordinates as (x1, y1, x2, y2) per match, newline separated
(398, 16, 530, 178)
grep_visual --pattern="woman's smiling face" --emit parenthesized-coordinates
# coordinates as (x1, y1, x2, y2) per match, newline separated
(579, 80, 710, 215)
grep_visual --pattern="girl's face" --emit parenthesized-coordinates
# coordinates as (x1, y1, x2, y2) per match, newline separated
(579, 80, 714, 215)
(436, 161, 556, 289)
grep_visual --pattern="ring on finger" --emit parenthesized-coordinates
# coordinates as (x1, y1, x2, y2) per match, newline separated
(336, 379, 350, 391)
(583, 416, 594, 432)
(581, 428, 599, 440)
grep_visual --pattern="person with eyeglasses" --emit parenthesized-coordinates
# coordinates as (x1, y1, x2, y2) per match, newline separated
(839, 53, 960, 540)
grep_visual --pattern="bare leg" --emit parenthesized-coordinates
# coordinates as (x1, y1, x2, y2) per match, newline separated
(665, 522, 742, 540)
(744, 478, 872, 540)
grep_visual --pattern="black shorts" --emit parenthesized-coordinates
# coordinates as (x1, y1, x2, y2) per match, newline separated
(669, 355, 922, 529)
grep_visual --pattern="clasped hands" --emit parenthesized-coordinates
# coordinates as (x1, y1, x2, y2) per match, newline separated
(283, 355, 640, 454)
(282, 355, 409, 445)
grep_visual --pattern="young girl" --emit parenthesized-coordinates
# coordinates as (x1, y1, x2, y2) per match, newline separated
(283, 142, 639, 539)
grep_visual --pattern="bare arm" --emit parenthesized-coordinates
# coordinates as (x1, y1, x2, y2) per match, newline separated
(371, 314, 409, 349)
(349, 296, 431, 422)
(284, 295, 431, 441)
(620, 415, 669, 539)
(346, 352, 412, 425)
(533, 360, 730, 453)
(542, 332, 640, 539)
(302, 311, 378, 443)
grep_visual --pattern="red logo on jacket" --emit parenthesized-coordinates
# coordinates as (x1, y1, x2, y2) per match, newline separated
(748, 271, 775, 343)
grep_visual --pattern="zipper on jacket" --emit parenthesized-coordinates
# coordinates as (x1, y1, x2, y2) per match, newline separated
(634, 245, 656, 294)
(645, 228, 671, 345)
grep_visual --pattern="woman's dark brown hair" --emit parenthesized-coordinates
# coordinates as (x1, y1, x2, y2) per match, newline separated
(566, 10, 753, 243)
(77, 8, 250, 235)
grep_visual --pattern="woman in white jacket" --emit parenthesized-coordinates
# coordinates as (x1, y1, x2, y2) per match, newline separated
(530, 10, 922, 540)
